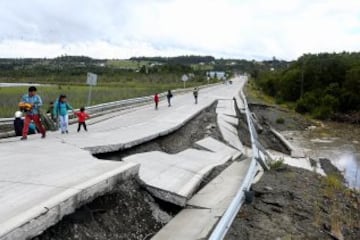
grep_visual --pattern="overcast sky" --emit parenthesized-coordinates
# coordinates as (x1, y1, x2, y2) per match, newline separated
(0, 0, 359, 60)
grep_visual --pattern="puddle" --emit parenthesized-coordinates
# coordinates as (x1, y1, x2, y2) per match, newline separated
(282, 122, 360, 189)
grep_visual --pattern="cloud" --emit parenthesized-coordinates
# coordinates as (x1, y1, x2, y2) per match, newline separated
(0, 0, 359, 60)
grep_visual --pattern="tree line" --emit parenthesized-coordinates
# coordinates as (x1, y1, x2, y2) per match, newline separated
(253, 52, 360, 119)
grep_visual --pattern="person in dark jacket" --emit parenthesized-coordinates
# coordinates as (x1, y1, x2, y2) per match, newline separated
(14, 111, 36, 136)
(14, 111, 24, 136)
(193, 88, 198, 104)
(166, 90, 173, 107)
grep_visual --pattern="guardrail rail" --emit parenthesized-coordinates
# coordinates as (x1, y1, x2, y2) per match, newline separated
(209, 76, 271, 240)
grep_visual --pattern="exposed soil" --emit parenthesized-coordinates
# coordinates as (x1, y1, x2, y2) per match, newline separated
(95, 102, 223, 160)
(249, 103, 311, 132)
(225, 165, 360, 240)
(33, 179, 173, 240)
(331, 111, 360, 124)
(236, 104, 290, 155)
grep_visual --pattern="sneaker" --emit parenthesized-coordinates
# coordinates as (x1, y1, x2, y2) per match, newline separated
(65, 130, 68, 134)
(61, 131, 65, 134)
(20, 136, 27, 140)
(41, 133, 46, 139)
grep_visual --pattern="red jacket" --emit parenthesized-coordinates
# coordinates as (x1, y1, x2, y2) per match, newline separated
(154, 94, 159, 103)
(76, 112, 90, 123)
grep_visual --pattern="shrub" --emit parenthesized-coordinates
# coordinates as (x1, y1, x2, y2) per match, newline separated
(276, 117, 285, 124)
(269, 158, 284, 169)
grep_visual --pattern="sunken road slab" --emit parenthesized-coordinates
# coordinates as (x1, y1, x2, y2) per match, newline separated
(187, 159, 251, 216)
(0, 139, 139, 240)
(152, 209, 218, 240)
(153, 159, 252, 240)
(195, 136, 242, 160)
(123, 148, 233, 206)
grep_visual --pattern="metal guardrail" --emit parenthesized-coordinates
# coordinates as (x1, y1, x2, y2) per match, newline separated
(209, 76, 271, 240)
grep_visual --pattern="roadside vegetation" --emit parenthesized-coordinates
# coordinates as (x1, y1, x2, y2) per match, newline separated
(252, 52, 360, 122)
(0, 55, 291, 118)
(0, 55, 231, 117)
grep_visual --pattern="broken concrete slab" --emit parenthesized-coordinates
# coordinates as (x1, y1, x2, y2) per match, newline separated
(217, 118, 244, 153)
(124, 149, 233, 206)
(268, 150, 325, 176)
(153, 158, 254, 240)
(0, 140, 139, 240)
(195, 137, 242, 160)
(188, 159, 251, 217)
(216, 100, 237, 117)
(151, 209, 218, 240)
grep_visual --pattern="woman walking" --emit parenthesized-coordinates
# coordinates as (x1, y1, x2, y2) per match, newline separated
(53, 94, 73, 134)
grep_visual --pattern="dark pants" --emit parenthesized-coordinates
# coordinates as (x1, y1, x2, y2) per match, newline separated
(77, 122, 87, 132)
(155, 102, 159, 109)
(167, 97, 171, 106)
(23, 114, 46, 138)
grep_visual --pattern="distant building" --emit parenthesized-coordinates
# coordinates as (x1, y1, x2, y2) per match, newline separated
(207, 71, 226, 80)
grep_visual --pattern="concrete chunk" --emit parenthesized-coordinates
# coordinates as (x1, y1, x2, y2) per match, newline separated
(124, 149, 233, 206)
(152, 209, 218, 240)
(195, 137, 242, 160)
(188, 159, 251, 216)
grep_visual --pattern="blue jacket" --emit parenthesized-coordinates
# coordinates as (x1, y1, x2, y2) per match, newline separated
(21, 94, 43, 115)
(53, 101, 73, 117)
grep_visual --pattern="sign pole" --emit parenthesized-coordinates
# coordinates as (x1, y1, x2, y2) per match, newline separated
(87, 85, 92, 106)
(86, 72, 97, 107)
(181, 74, 189, 89)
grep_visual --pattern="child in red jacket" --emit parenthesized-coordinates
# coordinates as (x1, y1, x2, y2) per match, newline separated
(154, 93, 159, 110)
(76, 107, 90, 132)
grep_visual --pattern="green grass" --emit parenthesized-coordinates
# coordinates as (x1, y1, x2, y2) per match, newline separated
(0, 80, 208, 118)
(269, 158, 284, 169)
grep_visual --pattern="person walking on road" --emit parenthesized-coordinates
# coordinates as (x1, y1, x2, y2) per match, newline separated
(154, 93, 160, 110)
(76, 107, 90, 132)
(53, 94, 73, 134)
(166, 90, 173, 107)
(18, 86, 46, 140)
(193, 87, 199, 104)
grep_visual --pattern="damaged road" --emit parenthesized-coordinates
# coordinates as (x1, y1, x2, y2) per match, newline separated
(33, 179, 173, 240)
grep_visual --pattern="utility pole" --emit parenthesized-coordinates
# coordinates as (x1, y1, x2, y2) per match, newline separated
(300, 58, 305, 98)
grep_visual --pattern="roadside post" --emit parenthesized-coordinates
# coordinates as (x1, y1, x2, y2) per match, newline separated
(86, 72, 97, 106)
(181, 74, 189, 88)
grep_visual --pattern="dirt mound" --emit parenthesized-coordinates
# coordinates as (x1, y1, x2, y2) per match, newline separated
(33, 179, 172, 240)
